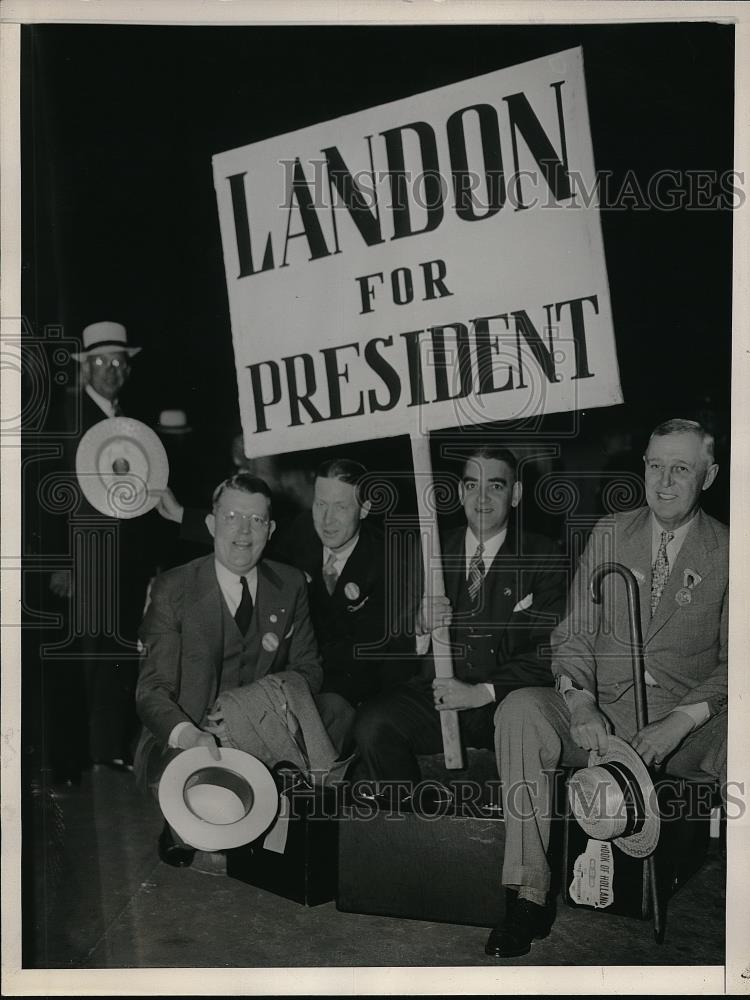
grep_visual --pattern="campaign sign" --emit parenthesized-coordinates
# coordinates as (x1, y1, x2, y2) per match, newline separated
(213, 47, 621, 456)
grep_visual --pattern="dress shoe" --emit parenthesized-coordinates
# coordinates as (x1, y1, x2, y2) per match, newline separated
(485, 896, 553, 958)
(158, 822, 195, 868)
(93, 757, 134, 774)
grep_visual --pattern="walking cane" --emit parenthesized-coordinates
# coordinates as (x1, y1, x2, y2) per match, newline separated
(591, 562, 663, 943)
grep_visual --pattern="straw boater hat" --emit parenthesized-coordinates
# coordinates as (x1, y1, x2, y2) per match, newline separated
(158, 747, 280, 852)
(567, 736, 661, 859)
(71, 321, 142, 361)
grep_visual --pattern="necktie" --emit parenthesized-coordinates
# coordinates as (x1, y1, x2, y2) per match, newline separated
(112, 399, 122, 417)
(235, 575, 253, 635)
(322, 552, 339, 596)
(650, 531, 674, 616)
(467, 542, 485, 604)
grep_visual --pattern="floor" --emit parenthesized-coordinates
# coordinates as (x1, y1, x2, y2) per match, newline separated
(24, 766, 726, 973)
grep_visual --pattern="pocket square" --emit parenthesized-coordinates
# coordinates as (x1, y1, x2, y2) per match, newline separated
(284, 624, 295, 639)
(513, 593, 533, 613)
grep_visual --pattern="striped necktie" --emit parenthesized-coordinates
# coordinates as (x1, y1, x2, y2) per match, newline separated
(467, 542, 485, 604)
(650, 530, 674, 616)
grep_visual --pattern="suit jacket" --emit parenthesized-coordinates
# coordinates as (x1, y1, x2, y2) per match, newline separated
(435, 524, 567, 699)
(134, 553, 322, 783)
(551, 506, 728, 718)
(275, 514, 418, 704)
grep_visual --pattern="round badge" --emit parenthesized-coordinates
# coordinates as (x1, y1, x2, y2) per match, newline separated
(269, 613, 278, 623)
(675, 588, 692, 606)
(262, 631, 280, 652)
(344, 582, 360, 601)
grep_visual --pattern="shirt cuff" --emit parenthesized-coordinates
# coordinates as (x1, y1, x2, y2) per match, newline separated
(416, 633, 432, 656)
(670, 702, 710, 730)
(556, 673, 596, 705)
(483, 683, 496, 702)
(168, 721, 198, 749)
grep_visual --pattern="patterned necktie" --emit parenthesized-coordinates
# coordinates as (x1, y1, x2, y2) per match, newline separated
(650, 530, 674, 617)
(467, 542, 485, 604)
(322, 552, 339, 596)
(235, 575, 254, 635)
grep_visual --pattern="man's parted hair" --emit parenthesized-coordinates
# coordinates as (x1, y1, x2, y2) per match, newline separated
(462, 446, 519, 480)
(648, 418, 715, 464)
(315, 457, 368, 504)
(212, 472, 273, 514)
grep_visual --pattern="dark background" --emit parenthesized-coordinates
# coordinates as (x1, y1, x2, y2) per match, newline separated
(22, 21, 734, 521)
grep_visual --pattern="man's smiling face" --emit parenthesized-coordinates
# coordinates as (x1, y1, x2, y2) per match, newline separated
(207, 487, 275, 574)
(643, 430, 718, 531)
(460, 457, 521, 541)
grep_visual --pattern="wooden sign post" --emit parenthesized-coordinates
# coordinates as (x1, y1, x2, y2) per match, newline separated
(410, 434, 464, 770)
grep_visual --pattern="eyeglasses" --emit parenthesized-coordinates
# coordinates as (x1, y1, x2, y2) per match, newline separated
(219, 511, 270, 530)
(92, 356, 127, 369)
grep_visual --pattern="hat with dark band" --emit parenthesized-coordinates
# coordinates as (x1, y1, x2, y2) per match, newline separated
(567, 736, 660, 858)
(71, 321, 142, 361)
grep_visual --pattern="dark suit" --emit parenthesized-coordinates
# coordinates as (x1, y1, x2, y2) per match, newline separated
(134, 553, 322, 790)
(274, 514, 419, 706)
(353, 524, 568, 783)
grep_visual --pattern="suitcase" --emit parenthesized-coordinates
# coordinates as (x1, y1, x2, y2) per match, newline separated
(226, 776, 339, 906)
(337, 805, 506, 928)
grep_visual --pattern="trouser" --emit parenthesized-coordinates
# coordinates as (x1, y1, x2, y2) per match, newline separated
(352, 679, 496, 785)
(496, 686, 728, 893)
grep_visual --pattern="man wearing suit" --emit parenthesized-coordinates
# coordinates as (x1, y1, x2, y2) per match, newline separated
(47, 321, 154, 777)
(274, 458, 418, 707)
(157, 457, 419, 708)
(487, 418, 728, 959)
(353, 446, 567, 790)
(135, 471, 351, 867)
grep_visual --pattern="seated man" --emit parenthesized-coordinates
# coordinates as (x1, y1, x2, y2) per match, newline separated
(135, 472, 352, 867)
(273, 458, 419, 708)
(157, 457, 419, 709)
(353, 446, 567, 797)
(489, 418, 728, 959)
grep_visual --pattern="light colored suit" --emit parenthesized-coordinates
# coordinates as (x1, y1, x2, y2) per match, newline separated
(134, 553, 322, 789)
(495, 506, 728, 893)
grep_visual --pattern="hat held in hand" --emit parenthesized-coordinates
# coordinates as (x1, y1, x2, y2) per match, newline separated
(567, 736, 660, 858)
(158, 747, 279, 852)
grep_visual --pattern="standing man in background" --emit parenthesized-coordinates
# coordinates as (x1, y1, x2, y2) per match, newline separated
(47, 321, 154, 778)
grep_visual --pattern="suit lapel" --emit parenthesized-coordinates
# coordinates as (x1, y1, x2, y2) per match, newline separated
(620, 511, 652, 640)
(254, 561, 290, 676)
(483, 524, 518, 623)
(441, 529, 466, 605)
(186, 556, 225, 694)
(647, 512, 714, 641)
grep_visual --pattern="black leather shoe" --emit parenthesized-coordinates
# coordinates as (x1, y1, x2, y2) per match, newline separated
(485, 896, 552, 958)
(158, 822, 195, 868)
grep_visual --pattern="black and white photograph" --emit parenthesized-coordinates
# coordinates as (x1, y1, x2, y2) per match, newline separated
(2, 0, 749, 994)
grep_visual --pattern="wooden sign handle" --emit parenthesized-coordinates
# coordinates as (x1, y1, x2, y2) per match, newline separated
(410, 434, 464, 770)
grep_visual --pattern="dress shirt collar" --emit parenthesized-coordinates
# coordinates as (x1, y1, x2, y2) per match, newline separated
(85, 384, 118, 417)
(322, 531, 360, 568)
(214, 559, 258, 614)
(465, 526, 507, 572)
(650, 511, 696, 563)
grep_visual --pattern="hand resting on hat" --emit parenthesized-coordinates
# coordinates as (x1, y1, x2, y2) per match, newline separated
(568, 697, 613, 754)
(175, 722, 221, 759)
